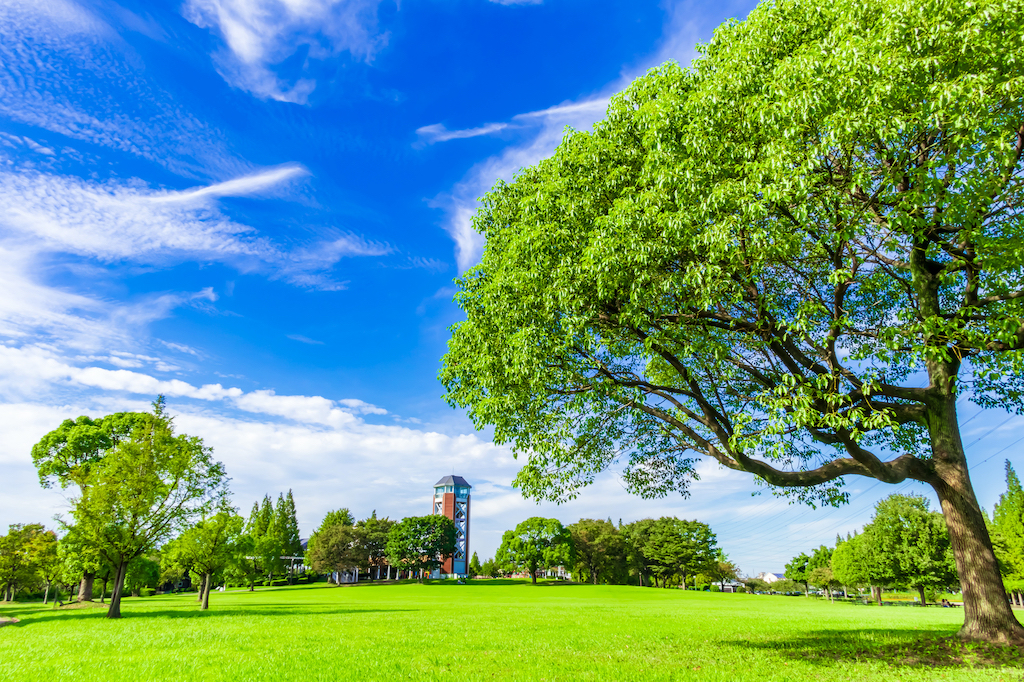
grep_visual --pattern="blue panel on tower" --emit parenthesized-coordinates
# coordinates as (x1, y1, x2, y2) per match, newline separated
(454, 560, 466, 574)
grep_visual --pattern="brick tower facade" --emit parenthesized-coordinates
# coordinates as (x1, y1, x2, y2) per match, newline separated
(432, 475, 471, 576)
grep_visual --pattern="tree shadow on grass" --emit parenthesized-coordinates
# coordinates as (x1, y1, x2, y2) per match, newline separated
(727, 628, 1024, 670)
(423, 579, 582, 588)
(7, 605, 417, 627)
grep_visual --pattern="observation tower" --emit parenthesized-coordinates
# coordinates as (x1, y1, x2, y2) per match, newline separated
(433, 475, 471, 576)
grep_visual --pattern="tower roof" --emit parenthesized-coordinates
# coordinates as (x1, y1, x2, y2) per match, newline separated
(434, 475, 472, 488)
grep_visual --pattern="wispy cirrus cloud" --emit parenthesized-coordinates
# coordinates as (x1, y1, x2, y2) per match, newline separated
(415, 122, 509, 146)
(427, 0, 754, 272)
(0, 163, 389, 349)
(183, 0, 389, 104)
(428, 98, 610, 272)
(0, 0, 246, 179)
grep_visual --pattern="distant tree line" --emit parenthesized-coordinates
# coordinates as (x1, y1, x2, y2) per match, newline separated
(4, 398, 317, 616)
(479, 516, 738, 590)
(780, 467, 1024, 609)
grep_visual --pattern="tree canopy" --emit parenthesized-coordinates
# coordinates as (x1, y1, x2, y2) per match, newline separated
(440, 0, 1024, 643)
(866, 494, 957, 604)
(385, 516, 456, 579)
(44, 398, 228, 618)
(495, 517, 572, 583)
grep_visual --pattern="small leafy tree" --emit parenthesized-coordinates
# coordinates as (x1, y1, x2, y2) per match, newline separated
(124, 556, 160, 598)
(567, 519, 625, 585)
(63, 398, 228, 618)
(0, 524, 45, 601)
(468, 552, 482, 578)
(355, 512, 395, 580)
(385, 516, 456, 580)
(785, 553, 811, 596)
(172, 506, 244, 609)
(495, 517, 573, 584)
(866, 495, 957, 605)
(831, 532, 884, 603)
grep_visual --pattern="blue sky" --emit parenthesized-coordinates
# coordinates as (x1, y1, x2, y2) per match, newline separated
(0, 0, 1018, 575)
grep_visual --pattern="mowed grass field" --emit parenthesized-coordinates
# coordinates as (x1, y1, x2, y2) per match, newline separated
(1, 581, 1021, 681)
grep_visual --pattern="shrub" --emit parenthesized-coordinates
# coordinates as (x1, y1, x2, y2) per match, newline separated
(140, 588, 155, 597)
(710, 585, 721, 592)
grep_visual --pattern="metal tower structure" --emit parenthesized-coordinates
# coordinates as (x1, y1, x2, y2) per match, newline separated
(432, 475, 471, 576)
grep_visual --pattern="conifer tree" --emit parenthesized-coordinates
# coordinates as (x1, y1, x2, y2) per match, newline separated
(256, 495, 273, 538)
(992, 461, 1024, 605)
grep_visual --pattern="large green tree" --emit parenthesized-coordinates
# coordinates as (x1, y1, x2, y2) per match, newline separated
(385, 516, 457, 580)
(32, 412, 150, 601)
(495, 517, 573, 584)
(441, 0, 1024, 643)
(567, 519, 626, 585)
(57, 399, 228, 618)
(355, 512, 395, 580)
(867, 494, 958, 605)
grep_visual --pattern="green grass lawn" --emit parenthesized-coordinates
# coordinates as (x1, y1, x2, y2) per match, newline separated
(1, 581, 1020, 681)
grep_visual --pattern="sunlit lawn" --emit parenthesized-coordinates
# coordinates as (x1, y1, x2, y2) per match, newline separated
(1, 580, 1020, 681)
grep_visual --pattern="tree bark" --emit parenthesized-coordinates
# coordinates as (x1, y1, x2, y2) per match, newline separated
(917, 584, 927, 606)
(201, 573, 211, 610)
(874, 585, 883, 606)
(78, 571, 94, 602)
(106, 560, 128, 619)
(43, 581, 50, 605)
(927, 396, 1024, 644)
(196, 574, 207, 602)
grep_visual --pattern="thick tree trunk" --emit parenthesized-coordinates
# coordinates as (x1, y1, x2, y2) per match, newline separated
(106, 560, 128, 619)
(873, 585, 882, 606)
(928, 396, 1024, 644)
(78, 571, 94, 602)
(196, 574, 207, 602)
(917, 585, 927, 606)
(201, 573, 211, 610)
(43, 581, 50, 605)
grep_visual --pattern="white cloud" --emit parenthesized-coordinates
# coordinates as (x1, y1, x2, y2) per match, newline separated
(0, 164, 390, 348)
(430, 97, 610, 272)
(287, 334, 325, 345)
(183, 0, 389, 103)
(0, 0, 246, 179)
(427, 0, 747, 272)
(415, 122, 509, 145)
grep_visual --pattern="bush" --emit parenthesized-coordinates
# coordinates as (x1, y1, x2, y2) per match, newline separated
(736, 587, 746, 593)
(140, 588, 155, 597)
(710, 585, 721, 592)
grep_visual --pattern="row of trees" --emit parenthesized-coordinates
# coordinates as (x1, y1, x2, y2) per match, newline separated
(489, 516, 737, 589)
(22, 397, 316, 616)
(2, 488, 306, 612)
(785, 494, 959, 605)
(784, 466, 1024, 609)
(305, 508, 457, 580)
